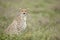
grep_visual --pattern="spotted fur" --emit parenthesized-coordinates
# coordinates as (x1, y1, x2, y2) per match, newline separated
(4, 8, 27, 35)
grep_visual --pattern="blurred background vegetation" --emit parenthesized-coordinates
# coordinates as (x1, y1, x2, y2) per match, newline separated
(0, 0, 60, 40)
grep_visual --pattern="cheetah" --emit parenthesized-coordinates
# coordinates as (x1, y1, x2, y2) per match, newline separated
(4, 8, 28, 35)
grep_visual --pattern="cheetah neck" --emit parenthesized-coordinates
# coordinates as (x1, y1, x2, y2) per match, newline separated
(17, 14, 27, 30)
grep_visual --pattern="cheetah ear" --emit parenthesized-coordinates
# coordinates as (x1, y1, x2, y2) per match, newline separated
(27, 8, 29, 9)
(19, 8, 21, 10)
(16, 8, 21, 12)
(26, 8, 31, 12)
(26, 8, 29, 12)
(19, 8, 22, 12)
(19, 8, 22, 11)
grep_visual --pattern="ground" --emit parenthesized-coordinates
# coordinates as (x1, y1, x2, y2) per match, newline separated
(0, 0, 60, 40)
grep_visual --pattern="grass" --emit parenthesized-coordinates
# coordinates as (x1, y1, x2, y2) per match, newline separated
(0, 0, 60, 40)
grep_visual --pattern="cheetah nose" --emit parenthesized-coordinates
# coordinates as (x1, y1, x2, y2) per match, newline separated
(23, 13, 25, 14)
